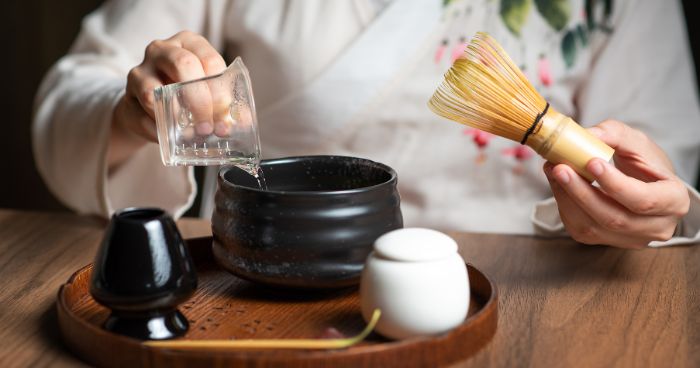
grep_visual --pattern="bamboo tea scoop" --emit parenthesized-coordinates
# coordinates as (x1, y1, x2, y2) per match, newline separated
(143, 309, 381, 350)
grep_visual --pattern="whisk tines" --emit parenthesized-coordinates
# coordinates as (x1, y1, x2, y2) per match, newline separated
(428, 32, 547, 142)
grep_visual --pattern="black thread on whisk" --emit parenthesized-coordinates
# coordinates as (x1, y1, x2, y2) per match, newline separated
(521, 102, 550, 145)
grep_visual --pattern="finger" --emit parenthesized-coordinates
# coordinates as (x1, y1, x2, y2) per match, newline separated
(126, 65, 162, 120)
(181, 80, 215, 136)
(173, 31, 231, 136)
(208, 76, 233, 138)
(121, 96, 158, 142)
(588, 120, 674, 176)
(551, 164, 676, 238)
(545, 163, 603, 243)
(174, 31, 227, 75)
(146, 39, 208, 82)
(545, 168, 651, 248)
(147, 44, 214, 135)
(586, 158, 689, 216)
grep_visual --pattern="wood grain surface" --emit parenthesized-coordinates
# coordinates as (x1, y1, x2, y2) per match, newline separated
(1, 208, 698, 367)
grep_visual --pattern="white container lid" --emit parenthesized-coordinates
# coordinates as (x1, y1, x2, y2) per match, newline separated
(373, 228, 458, 262)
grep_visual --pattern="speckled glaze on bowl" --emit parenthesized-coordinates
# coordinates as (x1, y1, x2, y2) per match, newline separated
(211, 155, 403, 289)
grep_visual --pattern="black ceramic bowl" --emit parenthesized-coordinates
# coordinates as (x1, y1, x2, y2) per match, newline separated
(212, 155, 403, 289)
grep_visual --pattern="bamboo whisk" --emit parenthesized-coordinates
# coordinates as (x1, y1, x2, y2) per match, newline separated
(428, 32, 613, 181)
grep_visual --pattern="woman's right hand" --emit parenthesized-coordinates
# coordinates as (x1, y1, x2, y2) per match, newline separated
(543, 120, 689, 249)
(109, 31, 227, 168)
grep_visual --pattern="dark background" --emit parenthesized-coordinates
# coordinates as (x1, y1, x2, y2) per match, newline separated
(1, 0, 699, 213)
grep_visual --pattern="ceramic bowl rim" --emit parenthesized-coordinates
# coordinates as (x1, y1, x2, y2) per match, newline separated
(218, 155, 398, 196)
(112, 207, 168, 223)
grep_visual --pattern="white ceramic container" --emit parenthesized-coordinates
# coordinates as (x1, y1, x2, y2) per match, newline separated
(360, 228, 470, 340)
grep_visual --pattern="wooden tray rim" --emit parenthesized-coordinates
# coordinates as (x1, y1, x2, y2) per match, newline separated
(56, 237, 499, 365)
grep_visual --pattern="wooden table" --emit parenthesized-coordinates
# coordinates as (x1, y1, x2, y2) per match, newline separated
(0, 209, 698, 367)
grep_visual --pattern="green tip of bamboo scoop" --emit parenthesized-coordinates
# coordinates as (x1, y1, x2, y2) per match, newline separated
(143, 309, 382, 350)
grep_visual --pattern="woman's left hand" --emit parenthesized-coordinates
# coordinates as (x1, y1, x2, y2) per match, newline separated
(543, 120, 690, 249)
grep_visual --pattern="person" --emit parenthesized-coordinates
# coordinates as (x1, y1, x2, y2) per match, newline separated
(33, 0, 700, 249)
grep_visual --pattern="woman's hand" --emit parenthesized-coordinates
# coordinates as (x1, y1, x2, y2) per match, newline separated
(109, 31, 227, 169)
(543, 120, 690, 249)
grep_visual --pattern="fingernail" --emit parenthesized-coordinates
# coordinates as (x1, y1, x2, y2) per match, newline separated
(181, 126, 195, 140)
(589, 160, 604, 176)
(554, 169, 570, 185)
(588, 127, 604, 138)
(214, 121, 230, 137)
(195, 122, 213, 136)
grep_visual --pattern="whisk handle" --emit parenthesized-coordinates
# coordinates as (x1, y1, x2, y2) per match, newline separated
(529, 110, 614, 182)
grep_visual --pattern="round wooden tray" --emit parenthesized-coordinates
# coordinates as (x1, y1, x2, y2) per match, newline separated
(57, 237, 498, 368)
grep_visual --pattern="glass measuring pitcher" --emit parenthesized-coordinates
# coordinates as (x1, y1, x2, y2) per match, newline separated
(154, 57, 261, 168)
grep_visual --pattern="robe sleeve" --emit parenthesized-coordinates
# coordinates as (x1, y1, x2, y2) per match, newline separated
(532, 183, 700, 247)
(32, 0, 228, 218)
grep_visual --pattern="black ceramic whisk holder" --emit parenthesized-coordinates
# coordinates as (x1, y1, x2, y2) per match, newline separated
(89, 207, 198, 340)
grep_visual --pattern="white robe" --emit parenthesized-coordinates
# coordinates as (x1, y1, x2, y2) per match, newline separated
(33, 0, 700, 245)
